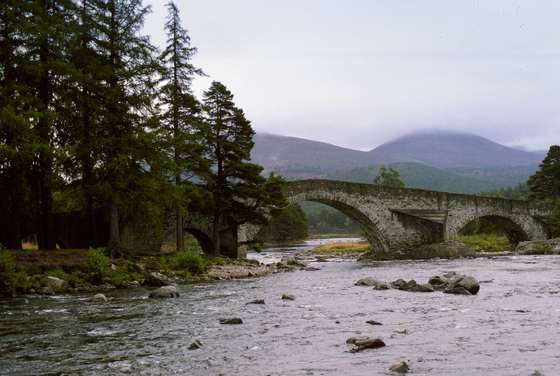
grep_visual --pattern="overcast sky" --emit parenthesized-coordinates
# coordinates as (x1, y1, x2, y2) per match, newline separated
(144, 0, 559, 152)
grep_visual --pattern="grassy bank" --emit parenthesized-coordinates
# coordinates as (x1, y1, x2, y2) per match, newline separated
(308, 234, 512, 257)
(0, 244, 220, 296)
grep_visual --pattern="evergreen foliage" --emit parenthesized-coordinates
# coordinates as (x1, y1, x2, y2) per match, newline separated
(299, 202, 358, 230)
(159, 1, 208, 251)
(527, 146, 560, 237)
(527, 145, 560, 203)
(373, 166, 405, 188)
(261, 205, 308, 241)
(200, 81, 287, 255)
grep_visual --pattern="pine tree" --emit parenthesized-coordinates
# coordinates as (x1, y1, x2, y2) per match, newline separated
(159, 1, 208, 251)
(201, 81, 286, 256)
(62, 0, 162, 256)
(0, 1, 34, 249)
(0, 0, 77, 249)
(527, 145, 560, 204)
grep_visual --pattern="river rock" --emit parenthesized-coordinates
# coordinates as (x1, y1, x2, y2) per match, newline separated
(428, 275, 448, 287)
(282, 294, 295, 300)
(355, 277, 386, 287)
(144, 272, 176, 287)
(444, 286, 471, 295)
(346, 336, 386, 352)
(8, 298, 29, 305)
(390, 279, 406, 288)
(373, 282, 391, 290)
(219, 318, 243, 324)
(398, 279, 417, 291)
(444, 275, 479, 295)
(246, 299, 265, 305)
(188, 339, 203, 350)
(389, 361, 409, 373)
(515, 239, 560, 255)
(149, 285, 180, 298)
(38, 286, 55, 295)
(46, 276, 68, 293)
(281, 256, 308, 268)
(89, 293, 107, 302)
(412, 283, 435, 292)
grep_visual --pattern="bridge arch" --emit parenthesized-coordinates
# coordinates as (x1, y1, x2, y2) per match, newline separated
(447, 201, 550, 250)
(286, 191, 390, 253)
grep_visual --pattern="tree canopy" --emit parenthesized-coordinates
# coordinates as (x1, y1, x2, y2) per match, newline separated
(373, 166, 405, 188)
(0, 1, 286, 257)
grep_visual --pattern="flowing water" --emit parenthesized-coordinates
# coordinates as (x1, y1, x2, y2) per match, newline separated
(1, 239, 559, 375)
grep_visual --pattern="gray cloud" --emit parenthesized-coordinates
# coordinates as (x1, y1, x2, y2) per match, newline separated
(146, 0, 560, 152)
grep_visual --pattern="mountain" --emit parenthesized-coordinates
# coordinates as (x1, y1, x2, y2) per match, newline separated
(252, 131, 545, 172)
(250, 131, 546, 192)
(251, 133, 422, 174)
(370, 131, 545, 168)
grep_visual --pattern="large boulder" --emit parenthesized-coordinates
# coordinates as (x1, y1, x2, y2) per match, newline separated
(148, 285, 180, 298)
(144, 272, 176, 287)
(46, 276, 68, 293)
(398, 279, 418, 291)
(515, 239, 560, 255)
(355, 277, 387, 288)
(389, 361, 409, 373)
(444, 275, 479, 295)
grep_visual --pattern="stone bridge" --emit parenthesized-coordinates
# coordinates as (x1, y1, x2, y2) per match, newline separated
(68, 179, 553, 259)
(281, 180, 554, 258)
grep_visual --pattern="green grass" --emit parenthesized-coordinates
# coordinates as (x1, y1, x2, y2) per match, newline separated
(455, 234, 511, 252)
(312, 242, 370, 256)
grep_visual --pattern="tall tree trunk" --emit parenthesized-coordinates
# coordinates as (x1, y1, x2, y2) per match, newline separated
(176, 209, 184, 252)
(6, 162, 23, 250)
(212, 210, 221, 256)
(107, 197, 122, 258)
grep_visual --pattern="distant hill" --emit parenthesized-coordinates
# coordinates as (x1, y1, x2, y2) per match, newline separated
(250, 131, 546, 192)
(251, 133, 421, 175)
(370, 131, 545, 168)
(325, 162, 537, 194)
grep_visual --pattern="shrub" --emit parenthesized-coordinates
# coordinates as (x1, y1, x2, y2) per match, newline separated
(184, 238, 199, 249)
(170, 252, 205, 275)
(46, 268, 69, 281)
(0, 245, 18, 295)
(84, 247, 110, 282)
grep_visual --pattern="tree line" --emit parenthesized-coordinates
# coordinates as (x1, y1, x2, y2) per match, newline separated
(0, 1, 286, 256)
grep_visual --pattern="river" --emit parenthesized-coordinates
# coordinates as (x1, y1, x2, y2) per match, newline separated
(0, 239, 558, 375)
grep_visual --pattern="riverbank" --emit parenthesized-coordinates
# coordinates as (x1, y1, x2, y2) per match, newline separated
(4, 238, 558, 297)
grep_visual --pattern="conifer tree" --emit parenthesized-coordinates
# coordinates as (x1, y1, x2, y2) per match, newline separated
(201, 81, 286, 256)
(527, 145, 560, 204)
(62, 0, 162, 256)
(0, 1, 34, 249)
(1, 0, 76, 249)
(159, 1, 208, 251)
